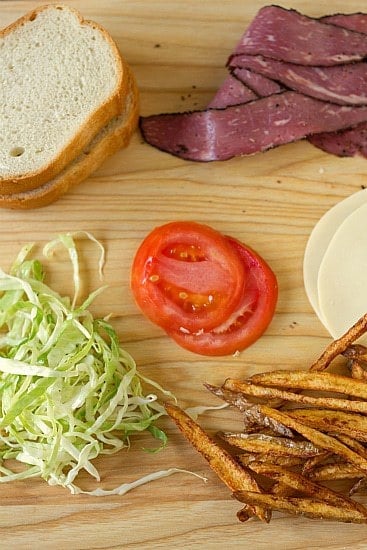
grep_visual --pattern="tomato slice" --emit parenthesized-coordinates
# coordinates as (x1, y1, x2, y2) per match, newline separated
(167, 237, 278, 356)
(131, 221, 246, 333)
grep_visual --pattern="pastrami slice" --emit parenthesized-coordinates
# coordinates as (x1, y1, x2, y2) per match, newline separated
(309, 13, 367, 157)
(231, 5, 367, 66)
(232, 54, 367, 106)
(321, 13, 367, 34)
(140, 91, 367, 162)
(308, 123, 367, 158)
(232, 67, 284, 97)
(207, 74, 257, 109)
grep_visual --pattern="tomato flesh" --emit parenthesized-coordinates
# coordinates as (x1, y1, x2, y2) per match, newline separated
(167, 237, 278, 356)
(131, 221, 246, 333)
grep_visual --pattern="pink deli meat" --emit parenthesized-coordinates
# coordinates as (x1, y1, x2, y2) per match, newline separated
(139, 91, 367, 162)
(308, 124, 367, 157)
(231, 67, 284, 97)
(230, 5, 367, 66)
(207, 74, 257, 109)
(308, 13, 367, 157)
(231, 55, 367, 106)
(141, 7, 367, 161)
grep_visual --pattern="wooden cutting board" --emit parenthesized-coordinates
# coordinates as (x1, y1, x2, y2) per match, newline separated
(1, 0, 367, 547)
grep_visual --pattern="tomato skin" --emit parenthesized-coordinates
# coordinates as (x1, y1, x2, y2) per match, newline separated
(130, 221, 246, 333)
(167, 237, 278, 356)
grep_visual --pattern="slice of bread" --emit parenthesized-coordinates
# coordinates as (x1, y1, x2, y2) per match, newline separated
(0, 67, 139, 209)
(0, 4, 129, 194)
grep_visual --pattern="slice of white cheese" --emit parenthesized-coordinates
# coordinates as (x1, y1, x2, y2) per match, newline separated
(317, 200, 367, 339)
(303, 189, 367, 327)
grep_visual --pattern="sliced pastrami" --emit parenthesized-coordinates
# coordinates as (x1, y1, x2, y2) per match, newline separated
(207, 74, 257, 109)
(232, 67, 284, 96)
(321, 13, 367, 33)
(308, 122, 367, 157)
(140, 91, 367, 162)
(310, 13, 367, 157)
(230, 5, 367, 66)
(231, 54, 367, 106)
(208, 69, 282, 112)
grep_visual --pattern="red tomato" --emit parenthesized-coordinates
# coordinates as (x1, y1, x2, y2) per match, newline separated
(168, 237, 278, 355)
(131, 221, 246, 333)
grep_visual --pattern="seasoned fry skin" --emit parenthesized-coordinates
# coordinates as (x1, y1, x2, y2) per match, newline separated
(254, 405, 367, 474)
(164, 403, 270, 523)
(309, 312, 367, 371)
(220, 432, 322, 458)
(250, 370, 367, 400)
(287, 409, 367, 442)
(222, 378, 367, 414)
(308, 462, 363, 482)
(247, 462, 367, 517)
(233, 492, 367, 524)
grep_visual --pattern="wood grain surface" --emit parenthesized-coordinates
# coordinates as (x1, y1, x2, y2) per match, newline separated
(1, 0, 367, 548)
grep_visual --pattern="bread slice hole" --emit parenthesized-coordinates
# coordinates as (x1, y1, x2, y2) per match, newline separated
(10, 147, 25, 157)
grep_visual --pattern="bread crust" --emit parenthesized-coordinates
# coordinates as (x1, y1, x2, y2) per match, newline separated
(0, 67, 139, 209)
(0, 4, 129, 194)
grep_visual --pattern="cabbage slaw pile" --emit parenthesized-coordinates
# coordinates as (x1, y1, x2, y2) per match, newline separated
(0, 232, 173, 494)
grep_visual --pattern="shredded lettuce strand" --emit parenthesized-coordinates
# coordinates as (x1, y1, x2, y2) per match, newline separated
(0, 232, 172, 494)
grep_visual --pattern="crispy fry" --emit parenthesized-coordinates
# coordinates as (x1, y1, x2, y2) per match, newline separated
(243, 404, 294, 438)
(237, 454, 306, 468)
(250, 370, 367, 400)
(254, 405, 367, 474)
(308, 462, 362, 482)
(237, 507, 251, 522)
(223, 378, 367, 415)
(309, 312, 367, 372)
(247, 462, 367, 517)
(203, 383, 253, 412)
(165, 403, 270, 523)
(348, 359, 367, 381)
(220, 432, 322, 458)
(334, 433, 367, 460)
(288, 409, 367, 443)
(234, 491, 367, 524)
(269, 481, 294, 497)
(302, 452, 331, 476)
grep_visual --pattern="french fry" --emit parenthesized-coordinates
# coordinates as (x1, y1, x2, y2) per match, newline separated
(288, 409, 367, 443)
(254, 405, 367, 475)
(222, 378, 367, 415)
(203, 383, 254, 412)
(247, 462, 367, 518)
(165, 403, 270, 523)
(334, 433, 367, 460)
(301, 452, 331, 476)
(308, 462, 362, 482)
(250, 370, 367, 400)
(269, 481, 294, 497)
(348, 359, 367, 381)
(243, 404, 294, 438)
(309, 312, 367, 372)
(220, 432, 322, 458)
(237, 454, 306, 469)
(233, 491, 367, 524)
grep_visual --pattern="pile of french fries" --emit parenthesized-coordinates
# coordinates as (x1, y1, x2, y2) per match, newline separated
(166, 313, 367, 524)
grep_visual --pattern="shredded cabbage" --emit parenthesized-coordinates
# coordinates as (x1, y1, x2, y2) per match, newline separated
(0, 232, 176, 494)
